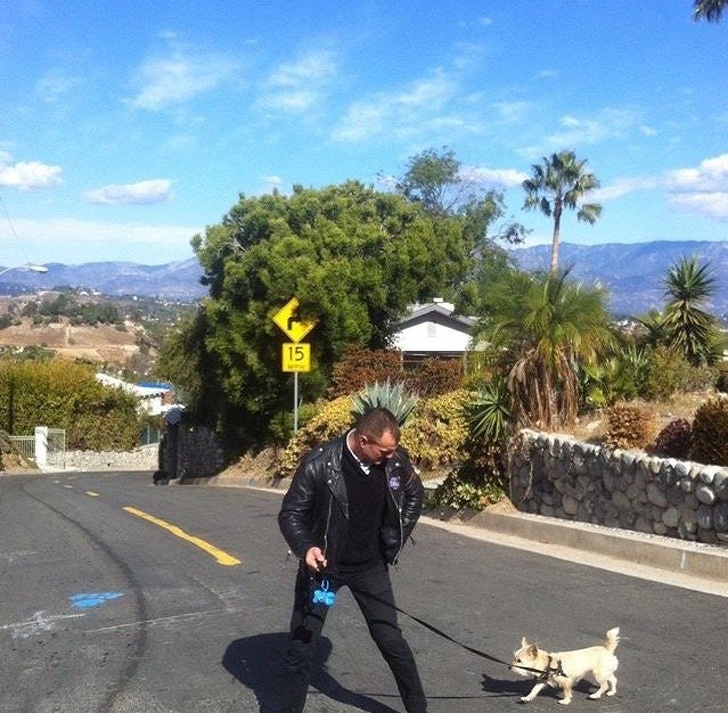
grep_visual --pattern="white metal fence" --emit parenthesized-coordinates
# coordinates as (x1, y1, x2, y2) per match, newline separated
(8, 435, 35, 460)
(8, 428, 66, 468)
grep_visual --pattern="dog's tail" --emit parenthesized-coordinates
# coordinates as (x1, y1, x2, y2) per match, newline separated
(603, 627, 620, 653)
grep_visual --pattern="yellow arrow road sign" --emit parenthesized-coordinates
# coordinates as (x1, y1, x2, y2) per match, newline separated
(273, 297, 317, 343)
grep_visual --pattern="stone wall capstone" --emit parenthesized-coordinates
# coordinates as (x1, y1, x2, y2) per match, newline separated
(508, 429, 728, 545)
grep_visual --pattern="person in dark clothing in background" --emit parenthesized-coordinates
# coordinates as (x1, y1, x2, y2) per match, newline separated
(278, 407, 427, 713)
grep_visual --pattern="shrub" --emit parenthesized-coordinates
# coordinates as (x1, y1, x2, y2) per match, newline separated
(716, 363, 728, 393)
(276, 389, 470, 480)
(400, 390, 468, 473)
(276, 396, 354, 478)
(425, 384, 512, 511)
(327, 346, 403, 397)
(604, 402, 658, 450)
(426, 475, 486, 511)
(405, 358, 464, 396)
(679, 364, 719, 392)
(642, 346, 691, 401)
(650, 419, 692, 459)
(691, 396, 728, 466)
(0, 359, 140, 450)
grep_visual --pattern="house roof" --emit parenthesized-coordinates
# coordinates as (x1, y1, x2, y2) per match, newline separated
(395, 301, 475, 332)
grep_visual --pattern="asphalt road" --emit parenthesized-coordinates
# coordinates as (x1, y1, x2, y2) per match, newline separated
(0, 472, 723, 713)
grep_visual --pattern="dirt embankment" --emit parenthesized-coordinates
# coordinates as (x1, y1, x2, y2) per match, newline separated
(0, 319, 143, 366)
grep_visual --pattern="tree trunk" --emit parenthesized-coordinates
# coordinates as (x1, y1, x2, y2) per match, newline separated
(550, 206, 562, 273)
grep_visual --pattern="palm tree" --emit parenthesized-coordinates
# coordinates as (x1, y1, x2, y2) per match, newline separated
(522, 151, 602, 273)
(694, 0, 726, 22)
(662, 256, 723, 366)
(472, 267, 614, 430)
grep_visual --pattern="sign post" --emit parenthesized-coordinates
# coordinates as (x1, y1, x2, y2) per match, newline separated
(272, 298, 318, 432)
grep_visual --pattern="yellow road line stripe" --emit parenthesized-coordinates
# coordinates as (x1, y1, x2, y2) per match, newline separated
(123, 507, 241, 566)
(86, 491, 100, 497)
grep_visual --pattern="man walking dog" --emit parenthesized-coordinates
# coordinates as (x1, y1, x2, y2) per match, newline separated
(278, 407, 427, 712)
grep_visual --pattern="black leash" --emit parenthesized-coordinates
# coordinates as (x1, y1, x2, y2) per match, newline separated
(307, 567, 556, 679)
(387, 597, 557, 679)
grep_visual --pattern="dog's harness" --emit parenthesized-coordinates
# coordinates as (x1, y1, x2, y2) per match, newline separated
(540, 656, 566, 681)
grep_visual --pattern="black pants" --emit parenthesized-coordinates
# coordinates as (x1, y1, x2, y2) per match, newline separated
(280, 561, 427, 712)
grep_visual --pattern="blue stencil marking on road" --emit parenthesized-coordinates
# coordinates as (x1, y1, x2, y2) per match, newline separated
(70, 592, 124, 609)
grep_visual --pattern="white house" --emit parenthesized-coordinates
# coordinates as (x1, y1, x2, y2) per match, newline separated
(95, 373, 173, 416)
(391, 299, 477, 365)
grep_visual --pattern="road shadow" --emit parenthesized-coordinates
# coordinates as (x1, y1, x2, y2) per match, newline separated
(482, 671, 595, 702)
(480, 671, 529, 699)
(222, 632, 400, 713)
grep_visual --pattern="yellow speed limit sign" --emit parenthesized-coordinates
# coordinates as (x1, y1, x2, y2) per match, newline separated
(282, 342, 311, 372)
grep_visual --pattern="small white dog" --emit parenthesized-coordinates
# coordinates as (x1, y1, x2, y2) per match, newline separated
(509, 627, 620, 705)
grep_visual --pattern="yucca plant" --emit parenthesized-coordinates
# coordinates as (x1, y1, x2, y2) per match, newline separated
(351, 380, 419, 427)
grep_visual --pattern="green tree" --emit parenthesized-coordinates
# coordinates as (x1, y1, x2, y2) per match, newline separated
(694, 0, 726, 22)
(174, 181, 478, 453)
(522, 150, 602, 273)
(662, 256, 723, 366)
(396, 147, 527, 247)
(471, 267, 614, 430)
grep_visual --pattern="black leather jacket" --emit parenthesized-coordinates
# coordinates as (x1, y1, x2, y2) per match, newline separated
(278, 434, 425, 568)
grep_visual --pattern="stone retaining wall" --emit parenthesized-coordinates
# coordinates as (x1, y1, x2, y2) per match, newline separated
(64, 444, 158, 471)
(508, 429, 728, 544)
(63, 425, 225, 479)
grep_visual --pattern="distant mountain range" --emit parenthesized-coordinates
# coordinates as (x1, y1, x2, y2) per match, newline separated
(510, 240, 728, 318)
(0, 258, 207, 301)
(1, 240, 726, 317)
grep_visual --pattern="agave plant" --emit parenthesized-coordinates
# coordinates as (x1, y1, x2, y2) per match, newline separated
(465, 379, 513, 442)
(351, 380, 419, 427)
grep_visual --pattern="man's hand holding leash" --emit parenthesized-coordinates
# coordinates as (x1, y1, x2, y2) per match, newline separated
(305, 546, 327, 574)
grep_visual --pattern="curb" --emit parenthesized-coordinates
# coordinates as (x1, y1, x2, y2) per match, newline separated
(422, 509, 728, 587)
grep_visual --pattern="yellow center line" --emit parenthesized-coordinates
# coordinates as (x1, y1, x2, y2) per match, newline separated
(86, 491, 100, 497)
(123, 506, 241, 566)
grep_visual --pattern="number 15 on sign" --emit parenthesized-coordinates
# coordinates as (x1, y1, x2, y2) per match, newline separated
(282, 343, 311, 372)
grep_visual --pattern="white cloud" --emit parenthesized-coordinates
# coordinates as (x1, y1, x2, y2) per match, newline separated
(257, 49, 337, 113)
(664, 154, 728, 219)
(669, 192, 728, 219)
(127, 39, 239, 111)
(461, 165, 527, 189)
(545, 108, 642, 149)
(85, 179, 173, 205)
(36, 68, 85, 104)
(592, 176, 659, 202)
(0, 151, 63, 190)
(491, 101, 531, 124)
(332, 68, 458, 142)
(664, 154, 728, 192)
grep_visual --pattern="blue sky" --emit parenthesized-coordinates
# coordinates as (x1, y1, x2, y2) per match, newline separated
(1, 0, 726, 266)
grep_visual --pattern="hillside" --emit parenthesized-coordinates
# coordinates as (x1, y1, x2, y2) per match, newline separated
(0, 318, 145, 366)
